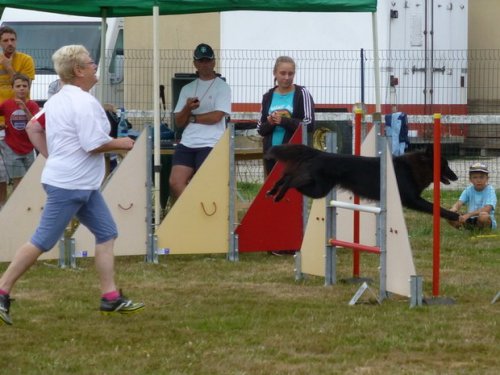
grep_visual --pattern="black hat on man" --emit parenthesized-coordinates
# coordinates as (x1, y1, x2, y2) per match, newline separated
(193, 43, 215, 60)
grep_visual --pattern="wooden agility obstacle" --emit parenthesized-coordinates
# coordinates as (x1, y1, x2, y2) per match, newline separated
(155, 128, 231, 255)
(71, 128, 150, 261)
(298, 124, 416, 300)
(156, 125, 307, 257)
(0, 128, 150, 264)
(235, 126, 304, 254)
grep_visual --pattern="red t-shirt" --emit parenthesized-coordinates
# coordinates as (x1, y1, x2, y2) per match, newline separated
(0, 99, 44, 154)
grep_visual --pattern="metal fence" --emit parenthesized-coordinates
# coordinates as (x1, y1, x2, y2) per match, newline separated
(6, 48, 500, 210)
(113, 48, 499, 115)
(23, 48, 500, 115)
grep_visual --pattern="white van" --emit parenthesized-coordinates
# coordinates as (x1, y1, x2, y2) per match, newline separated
(0, 7, 124, 105)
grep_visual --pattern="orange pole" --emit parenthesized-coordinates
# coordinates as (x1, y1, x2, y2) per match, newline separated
(433, 113, 441, 297)
(353, 109, 362, 278)
(330, 239, 380, 254)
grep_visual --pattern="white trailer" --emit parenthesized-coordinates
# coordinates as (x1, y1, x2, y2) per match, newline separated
(220, 0, 468, 115)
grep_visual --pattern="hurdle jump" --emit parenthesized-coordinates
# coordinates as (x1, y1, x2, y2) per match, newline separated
(325, 123, 389, 302)
(297, 117, 418, 303)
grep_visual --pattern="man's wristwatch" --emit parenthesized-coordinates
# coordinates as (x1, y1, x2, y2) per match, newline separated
(189, 115, 196, 123)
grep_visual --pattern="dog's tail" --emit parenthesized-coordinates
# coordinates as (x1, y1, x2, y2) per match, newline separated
(266, 144, 321, 162)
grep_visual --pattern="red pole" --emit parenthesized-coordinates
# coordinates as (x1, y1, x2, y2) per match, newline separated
(330, 239, 380, 254)
(433, 113, 441, 297)
(353, 109, 362, 278)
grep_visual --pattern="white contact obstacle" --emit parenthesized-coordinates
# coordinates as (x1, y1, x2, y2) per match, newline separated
(0, 129, 150, 263)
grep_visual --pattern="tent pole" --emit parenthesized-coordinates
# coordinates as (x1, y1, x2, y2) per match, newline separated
(153, 5, 161, 231)
(99, 8, 107, 102)
(372, 11, 381, 113)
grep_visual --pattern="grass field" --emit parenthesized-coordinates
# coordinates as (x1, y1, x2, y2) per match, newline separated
(1, 196, 499, 374)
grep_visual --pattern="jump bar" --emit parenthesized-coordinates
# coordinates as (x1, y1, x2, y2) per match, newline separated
(329, 200, 381, 214)
(329, 239, 381, 254)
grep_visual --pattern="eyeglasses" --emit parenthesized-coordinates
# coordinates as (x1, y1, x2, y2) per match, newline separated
(81, 60, 97, 67)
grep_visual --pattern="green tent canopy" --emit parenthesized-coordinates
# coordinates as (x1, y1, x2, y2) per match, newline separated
(0, 0, 380, 242)
(0, 1, 377, 17)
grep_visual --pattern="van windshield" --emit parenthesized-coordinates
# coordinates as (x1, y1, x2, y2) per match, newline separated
(5, 21, 102, 74)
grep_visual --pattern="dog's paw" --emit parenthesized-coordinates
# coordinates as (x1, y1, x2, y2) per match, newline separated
(265, 190, 275, 199)
(273, 188, 288, 202)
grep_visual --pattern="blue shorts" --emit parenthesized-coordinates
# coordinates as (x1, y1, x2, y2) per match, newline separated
(171, 143, 212, 172)
(31, 184, 118, 252)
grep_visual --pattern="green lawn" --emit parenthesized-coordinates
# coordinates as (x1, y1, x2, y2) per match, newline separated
(1, 199, 499, 374)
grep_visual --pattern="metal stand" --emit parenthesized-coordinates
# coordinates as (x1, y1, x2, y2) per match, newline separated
(423, 296, 456, 306)
(492, 291, 500, 304)
(58, 236, 77, 268)
(294, 251, 302, 281)
(58, 237, 69, 268)
(349, 281, 381, 305)
(324, 132, 337, 286)
(145, 125, 158, 263)
(228, 123, 239, 262)
(410, 275, 423, 308)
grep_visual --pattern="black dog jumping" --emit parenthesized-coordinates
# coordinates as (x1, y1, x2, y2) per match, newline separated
(266, 144, 460, 221)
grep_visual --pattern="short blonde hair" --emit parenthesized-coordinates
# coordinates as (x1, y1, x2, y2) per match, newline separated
(52, 44, 89, 83)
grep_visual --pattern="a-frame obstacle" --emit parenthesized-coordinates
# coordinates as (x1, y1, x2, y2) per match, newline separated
(72, 129, 149, 259)
(235, 127, 304, 253)
(0, 155, 51, 262)
(299, 128, 416, 299)
(156, 129, 231, 254)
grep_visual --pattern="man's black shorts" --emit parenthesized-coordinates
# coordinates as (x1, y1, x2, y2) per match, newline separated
(171, 143, 212, 172)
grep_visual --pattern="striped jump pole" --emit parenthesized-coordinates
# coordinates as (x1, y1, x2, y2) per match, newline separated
(433, 113, 442, 297)
(352, 109, 363, 278)
(427, 113, 455, 305)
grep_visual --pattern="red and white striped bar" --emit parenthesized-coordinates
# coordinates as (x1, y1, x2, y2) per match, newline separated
(329, 200, 382, 214)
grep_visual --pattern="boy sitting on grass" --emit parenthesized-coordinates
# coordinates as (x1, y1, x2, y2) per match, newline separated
(449, 162, 497, 230)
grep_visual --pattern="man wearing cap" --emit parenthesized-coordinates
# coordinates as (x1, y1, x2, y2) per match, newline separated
(449, 162, 497, 230)
(169, 43, 231, 202)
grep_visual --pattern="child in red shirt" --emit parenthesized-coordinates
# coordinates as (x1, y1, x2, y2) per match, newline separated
(0, 73, 44, 202)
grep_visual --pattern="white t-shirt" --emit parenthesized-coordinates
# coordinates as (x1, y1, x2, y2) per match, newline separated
(42, 84, 112, 190)
(174, 77, 231, 148)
